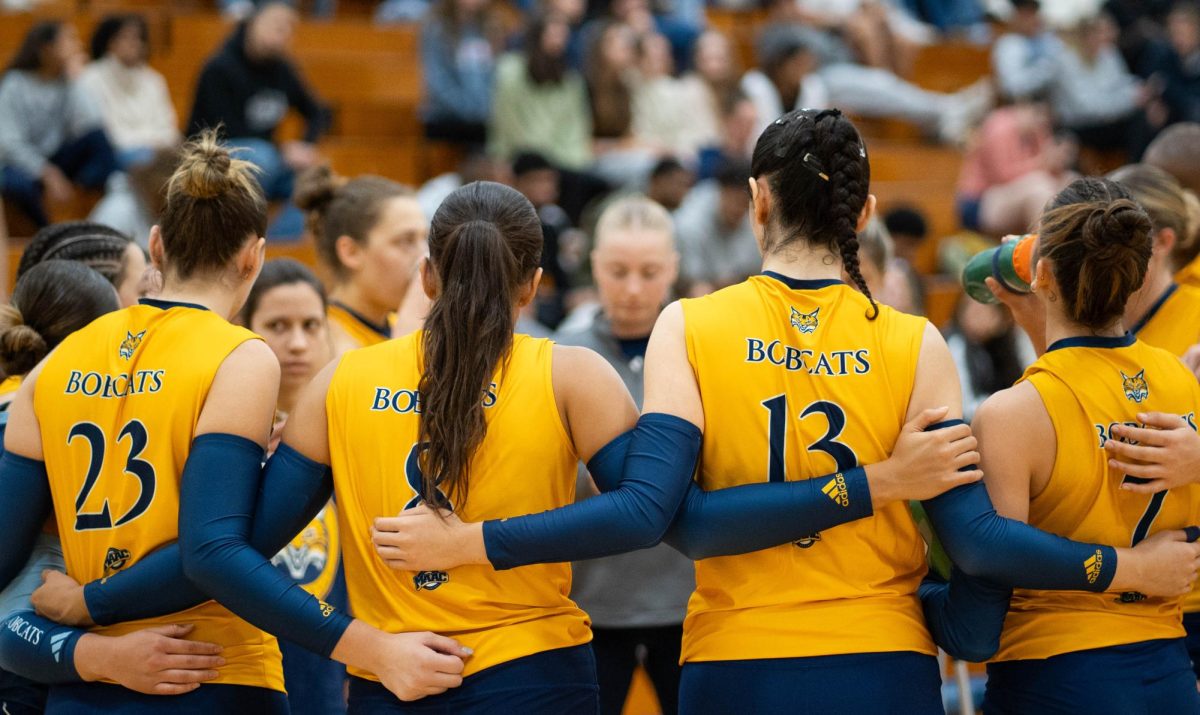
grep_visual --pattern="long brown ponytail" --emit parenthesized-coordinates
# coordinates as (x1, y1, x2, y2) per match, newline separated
(418, 181, 543, 510)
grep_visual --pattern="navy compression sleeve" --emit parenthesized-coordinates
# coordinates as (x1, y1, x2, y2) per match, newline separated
(0, 610, 83, 684)
(0, 453, 52, 593)
(483, 413, 701, 569)
(179, 434, 351, 657)
(85, 443, 333, 625)
(584, 431, 874, 559)
(918, 571, 1013, 662)
(921, 419, 1118, 591)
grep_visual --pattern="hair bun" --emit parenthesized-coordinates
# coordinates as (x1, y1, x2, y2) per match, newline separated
(293, 165, 345, 214)
(1080, 200, 1152, 256)
(0, 305, 47, 377)
(173, 130, 235, 199)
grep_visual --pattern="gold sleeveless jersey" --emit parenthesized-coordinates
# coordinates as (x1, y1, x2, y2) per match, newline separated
(326, 303, 392, 350)
(680, 274, 935, 663)
(33, 300, 284, 691)
(995, 334, 1200, 661)
(1175, 256, 1200, 290)
(1133, 283, 1200, 357)
(326, 331, 591, 679)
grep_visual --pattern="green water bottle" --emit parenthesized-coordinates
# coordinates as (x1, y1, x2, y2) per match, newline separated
(961, 234, 1037, 304)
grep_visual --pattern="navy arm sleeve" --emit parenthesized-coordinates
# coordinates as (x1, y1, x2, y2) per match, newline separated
(918, 571, 1013, 662)
(584, 431, 875, 560)
(84, 443, 333, 625)
(921, 419, 1117, 591)
(0, 610, 83, 684)
(179, 434, 351, 657)
(0, 453, 52, 593)
(483, 413, 701, 569)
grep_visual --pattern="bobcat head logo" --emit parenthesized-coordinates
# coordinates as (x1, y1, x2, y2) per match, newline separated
(790, 307, 819, 334)
(118, 331, 145, 360)
(1121, 369, 1149, 404)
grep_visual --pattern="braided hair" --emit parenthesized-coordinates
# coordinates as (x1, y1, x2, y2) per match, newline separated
(17, 221, 133, 286)
(749, 108, 877, 318)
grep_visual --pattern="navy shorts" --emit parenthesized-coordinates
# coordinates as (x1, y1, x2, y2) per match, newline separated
(1184, 612, 1200, 679)
(45, 682, 288, 714)
(347, 644, 598, 715)
(984, 638, 1200, 715)
(679, 651, 943, 715)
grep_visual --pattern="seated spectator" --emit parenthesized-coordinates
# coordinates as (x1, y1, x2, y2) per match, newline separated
(743, 24, 990, 145)
(946, 297, 1036, 422)
(420, 0, 504, 146)
(896, 0, 987, 35)
(881, 205, 928, 310)
(793, 0, 934, 76)
(512, 151, 573, 328)
(695, 89, 758, 181)
(631, 32, 692, 158)
(88, 147, 176, 246)
(587, 21, 660, 186)
(955, 102, 1076, 236)
(855, 216, 922, 315)
(1140, 2, 1200, 124)
(79, 14, 180, 170)
(416, 150, 511, 219)
(221, 0, 336, 20)
(1144, 121, 1200, 195)
(1052, 12, 1157, 158)
(673, 158, 760, 295)
(676, 31, 740, 159)
(991, 0, 1065, 101)
(490, 13, 593, 170)
(188, 2, 328, 205)
(645, 157, 693, 212)
(557, 196, 690, 715)
(0, 22, 116, 228)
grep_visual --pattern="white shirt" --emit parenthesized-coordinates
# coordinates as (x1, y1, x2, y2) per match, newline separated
(78, 57, 179, 151)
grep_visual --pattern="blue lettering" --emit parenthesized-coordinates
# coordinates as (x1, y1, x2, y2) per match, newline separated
(766, 341, 785, 366)
(832, 351, 852, 375)
(853, 350, 871, 374)
(784, 347, 804, 372)
(371, 387, 391, 411)
(812, 353, 834, 376)
(483, 383, 498, 408)
(65, 371, 82, 395)
(81, 373, 102, 397)
(746, 338, 765, 363)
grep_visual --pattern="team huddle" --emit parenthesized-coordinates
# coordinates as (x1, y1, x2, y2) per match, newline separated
(0, 109, 1198, 715)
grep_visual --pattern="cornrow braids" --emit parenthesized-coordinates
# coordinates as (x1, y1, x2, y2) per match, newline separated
(18, 221, 133, 285)
(826, 120, 877, 318)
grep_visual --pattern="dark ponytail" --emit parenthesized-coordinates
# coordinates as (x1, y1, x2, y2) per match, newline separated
(750, 108, 876, 317)
(419, 182, 543, 510)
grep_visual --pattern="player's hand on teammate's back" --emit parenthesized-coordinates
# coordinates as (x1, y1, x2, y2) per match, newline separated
(1112, 528, 1200, 597)
(865, 406, 983, 507)
(372, 503, 487, 572)
(1105, 413, 1200, 493)
(373, 631, 470, 701)
(73, 624, 224, 695)
(31, 570, 94, 627)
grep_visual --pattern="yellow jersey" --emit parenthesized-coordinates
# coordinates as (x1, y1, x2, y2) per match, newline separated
(327, 302, 392, 350)
(680, 274, 934, 663)
(33, 299, 285, 692)
(1133, 283, 1200, 356)
(994, 334, 1200, 661)
(326, 331, 592, 679)
(1175, 256, 1200, 290)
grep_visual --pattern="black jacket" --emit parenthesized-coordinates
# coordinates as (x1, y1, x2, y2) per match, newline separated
(187, 23, 329, 143)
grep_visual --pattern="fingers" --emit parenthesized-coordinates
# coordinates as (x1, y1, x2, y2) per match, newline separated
(161, 638, 224, 656)
(159, 653, 225, 670)
(151, 682, 203, 696)
(1102, 441, 1156, 463)
(155, 668, 221, 684)
(143, 624, 196, 638)
(424, 671, 464, 690)
(907, 406, 950, 431)
(374, 517, 405, 533)
(952, 469, 984, 486)
(952, 451, 982, 470)
(1117, 475, 1168, 494)
(1134, 412, 1188, 431)
(1108, 424, 1169, 447)
(421, 633, 473, 660)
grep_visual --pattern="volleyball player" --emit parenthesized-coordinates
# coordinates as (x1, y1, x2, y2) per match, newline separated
(0, 132, 469, 712)
(294, 166, 427, 355)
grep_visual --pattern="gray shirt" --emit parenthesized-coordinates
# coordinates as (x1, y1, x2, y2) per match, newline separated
(0, 71, 101, 176)
(674, 180, 763, 289)
(556, 309, 695, 628)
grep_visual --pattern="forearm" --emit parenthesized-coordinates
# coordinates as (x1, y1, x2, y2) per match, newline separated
(0, 610, 84, 684)
(180, 435, 350, 658)
(483, 414, 700, 569)
(85, 443, 333, 625)
(0, 453, 53, 593)
(918, 571, 1012, 662)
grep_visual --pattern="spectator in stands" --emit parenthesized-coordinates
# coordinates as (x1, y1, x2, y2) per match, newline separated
(695, 89, 757, 180)
(587, 21, 660, 186)
(1144, 121, 1200, 196)
(88, 147, 176, 246)
(1052, 12, 1157, 158)
(882, 205, 928, 312)
(946, 296, 1035, 421)
(742, 24, 990, 145)
(420, 0, 504, 146)
(896, 0, 987, 35)
(221, 0, 337, 21)
(631, 33, 692, 159)
(673, 158, 760, 295)
(1139, 2, 1200, 124)
(793, 0, 933, 76)
(490, 13, 593, 170)
(856, 216, 923, 315)
(416, 150, 512, 219)
(79, 15, 179, 170)
(645, 157, 693, 211)
(676, 30, 740, 160)
(0, 22, 117, 228)
(956, 102, 1076, 236)
(559, 197, 690, 715)
(512, 151, 573, 326)
(188, 2, 328, 206)
(991, 0, 1065, 101)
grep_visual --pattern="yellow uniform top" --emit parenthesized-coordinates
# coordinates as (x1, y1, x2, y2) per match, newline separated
(33, 300, 284, 692)
(995, 334, 1200, 662)
(1133, 283, 1200, 356)
(326, 331, 591, 679)
(0, 375, 21, 412)
(326, 303, 392, 350)
(1175, 256, 1200, 290)
(680, 274, 934, 663)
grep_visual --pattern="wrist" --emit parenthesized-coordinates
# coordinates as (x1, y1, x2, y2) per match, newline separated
(462, 521, 488, 565)
(864, 461, 898, 509)
(72, 634, 109, 682)
(1108, 547, 1134, 592)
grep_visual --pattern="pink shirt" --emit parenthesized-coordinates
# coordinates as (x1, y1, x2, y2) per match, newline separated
(956, 107, 1050, 198)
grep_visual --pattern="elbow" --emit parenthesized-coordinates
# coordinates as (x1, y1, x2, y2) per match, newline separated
(947, 635, 1000, 664)
(179, 538, 225, 590)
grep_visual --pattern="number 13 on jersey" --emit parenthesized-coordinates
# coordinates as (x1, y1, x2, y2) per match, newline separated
(761, 396, 860, 482)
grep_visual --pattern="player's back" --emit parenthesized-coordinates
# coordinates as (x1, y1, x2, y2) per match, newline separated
(34, 298, 284, 691)
(327, 331, 591, 679)
(1133, 283, 1200, 355)
(680, 272, 934, 663)
(996, 334, 1200, 661)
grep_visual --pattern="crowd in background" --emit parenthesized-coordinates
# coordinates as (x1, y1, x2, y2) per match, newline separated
(1, 0, 1199, 713)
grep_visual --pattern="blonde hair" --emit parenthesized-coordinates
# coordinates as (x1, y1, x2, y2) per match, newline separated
(594, 195, 676, 251)
(1109, 163, 1200, 271)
